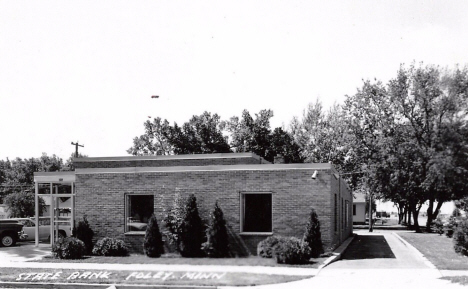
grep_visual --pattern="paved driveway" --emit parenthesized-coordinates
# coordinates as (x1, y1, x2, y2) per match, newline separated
(0, 242, 51, 262)
(305, 230, 464, 289)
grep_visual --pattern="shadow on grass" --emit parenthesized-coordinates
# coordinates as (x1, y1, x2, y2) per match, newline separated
(341, 235, 395, 260)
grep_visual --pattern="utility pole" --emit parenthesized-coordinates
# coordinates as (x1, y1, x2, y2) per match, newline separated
(71, 141, 84, 158)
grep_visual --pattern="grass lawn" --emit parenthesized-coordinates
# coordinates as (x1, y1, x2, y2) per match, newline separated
(398, 232, 468, 270)
(33, 253, 327, 269)
(0, 267, 311, 287)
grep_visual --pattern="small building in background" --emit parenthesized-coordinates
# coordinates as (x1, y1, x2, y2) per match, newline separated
(353, 193, 366, 225)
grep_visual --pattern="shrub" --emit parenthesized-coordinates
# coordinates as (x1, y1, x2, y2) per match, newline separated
(73, 216, 94, 254)
(257, 236, 283, 258)
(272, 237, 311, 265)
(179, 194, 206, 257)
(303, 208, 324, 258)
(92, 237, 128, 257)
(163, 193, 186, 248)
(143, 215, 164, 257)
(453, 219, 468, 256)
(433, 217, 444, 236)
(445, 217, 458, 238)
(52, 237, 86, 259)
(202, 201, 229, 258)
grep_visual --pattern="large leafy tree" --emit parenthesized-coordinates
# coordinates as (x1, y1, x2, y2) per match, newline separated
(127, 117, 173, 156)
(0, 154, 64, 202)
(4, 191, 46, 217)
(344, 64, 468, 231)
(128, 112, 231, 155)
(224, 109, 302, 163)
(291, 100, 360, 187)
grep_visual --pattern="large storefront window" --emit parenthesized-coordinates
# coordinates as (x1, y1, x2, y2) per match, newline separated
(125, 194, 154, 232)
(241, 192, 272, 233)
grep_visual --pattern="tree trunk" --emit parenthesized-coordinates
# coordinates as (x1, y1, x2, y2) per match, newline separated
(412, 205, 421, 233)
(426, 198, 434, 232)
(426, 201, 443, 232)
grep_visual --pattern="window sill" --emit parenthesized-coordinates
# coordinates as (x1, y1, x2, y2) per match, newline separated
(239, 232, 273, 236)
(124, 231, 146, 236)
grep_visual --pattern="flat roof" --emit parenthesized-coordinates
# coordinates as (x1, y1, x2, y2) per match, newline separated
(73, 152, 269, 163)
(74, 163, 333, 174)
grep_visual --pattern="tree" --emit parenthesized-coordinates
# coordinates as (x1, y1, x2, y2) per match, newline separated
(202, 201, 230, 258)
(165, 112, 231, 154)
(303, 208, 323, 258)
(224, 109, 303, 163)
(127, 117, 173, 156)
(291, 101, 360, 187)
(143, 214, 164, 257)
(343, 63, 468, 232)
(0, 154, 64, 202)
(179, 194, 206, 257)
(4, 191, 46, 217)
(128, 112, 231, 155)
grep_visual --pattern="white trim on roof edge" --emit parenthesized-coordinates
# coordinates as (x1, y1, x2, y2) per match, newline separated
(74, 163, 333, 174)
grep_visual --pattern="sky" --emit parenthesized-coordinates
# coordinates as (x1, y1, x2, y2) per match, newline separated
(1, 0, 468, 161)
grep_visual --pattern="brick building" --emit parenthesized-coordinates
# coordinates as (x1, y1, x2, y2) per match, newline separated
(34, 152, 352, 255)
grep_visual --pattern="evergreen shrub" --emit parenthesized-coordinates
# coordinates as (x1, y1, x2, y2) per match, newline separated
(52, 237, 86, 259)
(143, 215, 164, 257)
(433, 217, 444, 236)
(202, 201, 230, 258)
(179, 194, 206, 257)
(72, 216, 94, 254)
(92, 237, 128, 257)
(303, 208, 324, 258)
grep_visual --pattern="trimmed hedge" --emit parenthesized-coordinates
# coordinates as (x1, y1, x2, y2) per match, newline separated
(92, 237, 129, 257)
(52, 237, 86, 259)
(257, 236, 283, 258)
(272, 237, 311, 265)
(202, 201, 230, 258)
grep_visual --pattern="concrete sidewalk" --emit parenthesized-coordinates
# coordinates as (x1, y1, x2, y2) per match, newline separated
(2, 231, 468, 289)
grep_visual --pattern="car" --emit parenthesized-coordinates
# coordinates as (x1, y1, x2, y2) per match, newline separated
(9, 217, 72, 242)
(0, 219, 26, 247)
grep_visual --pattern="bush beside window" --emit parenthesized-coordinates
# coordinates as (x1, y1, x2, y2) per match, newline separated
(257, 236, 283, 258)
(52, 237, 86, 259)
(272, 237, 311, 265)
(92, 237, 129, 257)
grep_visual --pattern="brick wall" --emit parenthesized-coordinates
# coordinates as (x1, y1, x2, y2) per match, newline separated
(75, 168, 337, 255)
(74, 155, 265, 169)
(330, 172, 353, 249)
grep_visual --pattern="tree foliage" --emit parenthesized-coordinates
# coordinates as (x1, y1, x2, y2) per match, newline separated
(4, 191, 46, 217)
(224, 109, 303, 163)
(343, 63, 468, 231)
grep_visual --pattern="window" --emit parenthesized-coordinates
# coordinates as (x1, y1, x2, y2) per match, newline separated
(125, 194, 154, 232)
(240, 192, 272, 233)
(353, 204, 356, 216)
